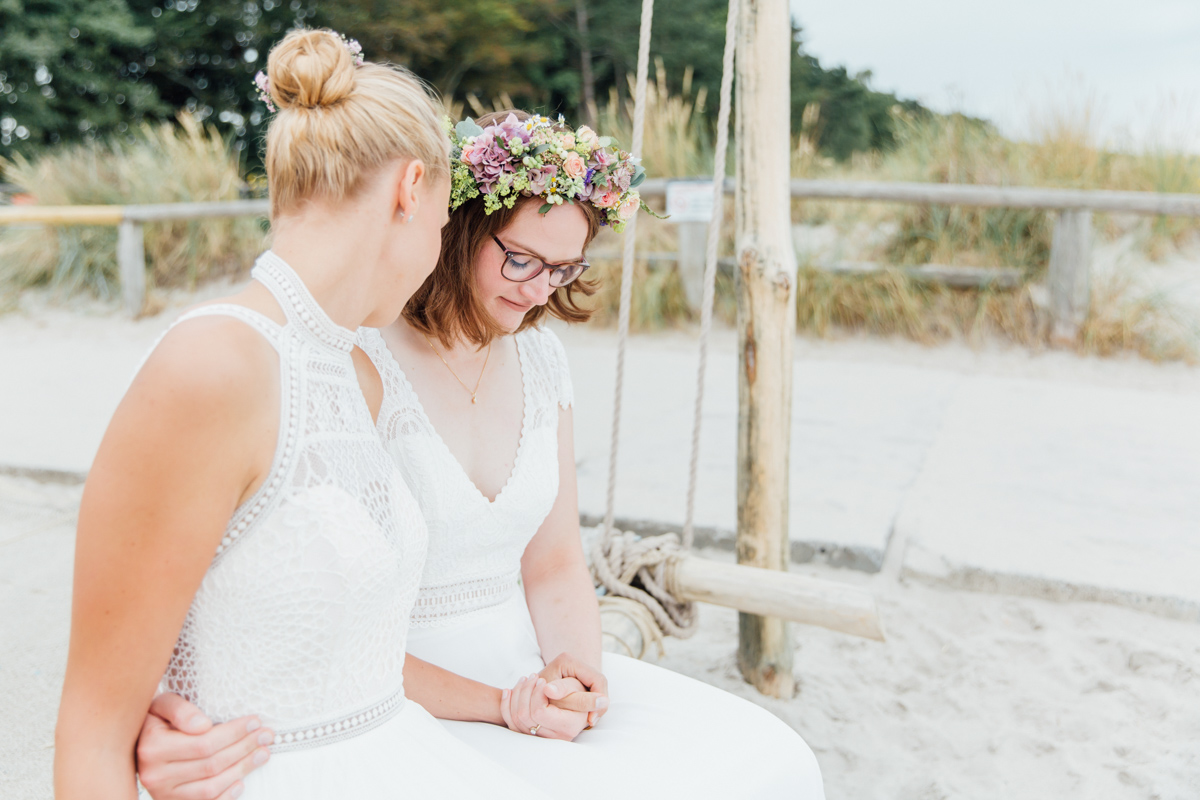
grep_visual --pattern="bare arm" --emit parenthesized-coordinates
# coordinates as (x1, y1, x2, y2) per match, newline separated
(401, 655, 505, 725)
(521, 406, 602, 671)
(54, 319, 278, 800)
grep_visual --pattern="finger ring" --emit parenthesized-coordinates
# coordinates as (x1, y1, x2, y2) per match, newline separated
(529, 724, 541, 736)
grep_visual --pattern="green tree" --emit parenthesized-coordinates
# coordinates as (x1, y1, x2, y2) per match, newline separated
(0, 0, 165, 156)
(125, 0, 317, 159)
(791, 53, 925, 161)
(323, 0, 566, 100)
(1, 0, 928, 166)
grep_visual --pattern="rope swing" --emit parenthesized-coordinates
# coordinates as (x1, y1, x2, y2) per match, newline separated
(591, 0, 741, 644)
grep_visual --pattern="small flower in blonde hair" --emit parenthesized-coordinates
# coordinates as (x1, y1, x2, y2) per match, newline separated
(253, 70, 275, 113)
(252, 31, 364, 113)
(339, 34, 365, 66)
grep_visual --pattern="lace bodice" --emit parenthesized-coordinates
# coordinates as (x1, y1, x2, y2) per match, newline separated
(158, 253, 428, 753)
(358, 325, 572, 628)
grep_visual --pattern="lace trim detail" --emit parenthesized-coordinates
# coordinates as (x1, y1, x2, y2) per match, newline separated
(541, 325, 574, 409)
(215, 338, 298, 562)
(253, 252, 356, 353)
(410, 570, 521, 627)
(269, 689, 406, 754)
(144, 305, 296, 563)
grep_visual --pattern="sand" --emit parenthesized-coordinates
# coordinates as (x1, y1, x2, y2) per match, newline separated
(3, 479, 1198, 799)
(2, 281, 1199, 798)
(660, 552, 1200, 800)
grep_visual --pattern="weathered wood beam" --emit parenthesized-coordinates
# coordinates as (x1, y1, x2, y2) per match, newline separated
(665, 555, 885, 641)
(638, 177, 1200, 217)
(817, 262, 1025, 289)
(734, 0, 796, 699)
(0, 205, 124, 226)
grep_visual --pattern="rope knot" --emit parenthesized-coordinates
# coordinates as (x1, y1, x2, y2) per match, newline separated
(591, 528, 697, 639)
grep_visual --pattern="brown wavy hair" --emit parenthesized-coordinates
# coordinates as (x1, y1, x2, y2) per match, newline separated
(402, 110, 601, 347)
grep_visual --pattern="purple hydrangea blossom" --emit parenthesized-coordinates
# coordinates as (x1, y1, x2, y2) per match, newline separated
(489, 112, 532, 146)
(461, 130, 514, 194)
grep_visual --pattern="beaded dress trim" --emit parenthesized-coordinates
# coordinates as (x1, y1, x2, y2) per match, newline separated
(157, 253, 427, 754)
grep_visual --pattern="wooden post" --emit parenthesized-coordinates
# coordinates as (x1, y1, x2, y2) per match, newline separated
(734, 0, 796, 699)
(117, 219, 146, 318)
(677, 220, 709, 310)
(1048, 209, 1093, 344)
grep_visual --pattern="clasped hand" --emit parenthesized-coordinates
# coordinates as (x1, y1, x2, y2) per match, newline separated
(498, 652, 609, 741)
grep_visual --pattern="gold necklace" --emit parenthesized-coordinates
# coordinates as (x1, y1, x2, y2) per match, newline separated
(422, 334, 492, 404)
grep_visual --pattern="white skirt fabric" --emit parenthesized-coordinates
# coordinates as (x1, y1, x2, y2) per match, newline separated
(238, 699, 548, 799)
(407, 593, 826, 799)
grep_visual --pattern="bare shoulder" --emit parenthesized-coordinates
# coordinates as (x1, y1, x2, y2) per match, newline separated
(83, 307, 283, 561)
(135, 312, 279, 412)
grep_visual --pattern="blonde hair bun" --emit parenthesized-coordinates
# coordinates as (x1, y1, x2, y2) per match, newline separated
(267, 28, 355, 110)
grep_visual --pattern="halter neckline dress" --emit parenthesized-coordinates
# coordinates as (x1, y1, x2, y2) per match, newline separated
(150, 252, 546, 799)
(358, 324, 825, 799)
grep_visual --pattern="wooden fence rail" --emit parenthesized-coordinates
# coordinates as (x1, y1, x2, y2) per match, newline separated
(638, 178, 1200, 341)
(0, 201, 269, 316)
(3, 180, 1198, 337)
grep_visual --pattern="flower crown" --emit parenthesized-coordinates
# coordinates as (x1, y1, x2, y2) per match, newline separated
(253, 33, 364, 113)
(449, 113, 656, 232)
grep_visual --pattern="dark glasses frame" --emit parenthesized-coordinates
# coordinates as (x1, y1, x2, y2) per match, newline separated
(492, 235, 590, 288)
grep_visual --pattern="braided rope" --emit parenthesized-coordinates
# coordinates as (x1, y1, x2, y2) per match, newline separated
(682, 0, 740, 547)
(591, 529, 696, 639)
(594, 0, 739, 644)
(601, 0, 654, 537)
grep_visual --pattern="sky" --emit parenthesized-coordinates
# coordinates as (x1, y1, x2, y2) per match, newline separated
(790, 0, 1200, 152)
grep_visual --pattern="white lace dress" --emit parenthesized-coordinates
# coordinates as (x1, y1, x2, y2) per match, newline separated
(358, 324, 825, 799)
(154, 252, 546, 799)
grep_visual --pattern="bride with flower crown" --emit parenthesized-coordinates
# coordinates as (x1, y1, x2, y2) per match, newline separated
(54, 29, 551, 800)
(133, 95, 825, 798)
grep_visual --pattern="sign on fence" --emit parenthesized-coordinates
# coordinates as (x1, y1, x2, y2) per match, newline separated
(666, 180, 715, 222)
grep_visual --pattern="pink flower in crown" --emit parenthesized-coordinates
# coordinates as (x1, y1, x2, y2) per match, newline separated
(618, 193, 641, 221)
(593, 189, 621, 209)
(563, 151, 586, 180)
(591, 148, 616, 169)
(559, 132, 576, 150)
(612, 163, 635, 192)
(461, 130, 513, 193)
(527, 164, 559, 195)
(576, 126, 600, 150)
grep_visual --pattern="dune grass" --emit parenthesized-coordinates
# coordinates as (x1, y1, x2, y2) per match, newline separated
(581, 86, 1200, 361)
(0, 114, 264, 302)
(3, 80, 1197, 362)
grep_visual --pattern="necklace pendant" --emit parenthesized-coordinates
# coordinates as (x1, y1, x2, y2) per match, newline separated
(471, 395, 477, 404)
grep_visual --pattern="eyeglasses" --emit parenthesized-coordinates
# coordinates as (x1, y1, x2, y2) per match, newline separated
(492, 235, 590, 288)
